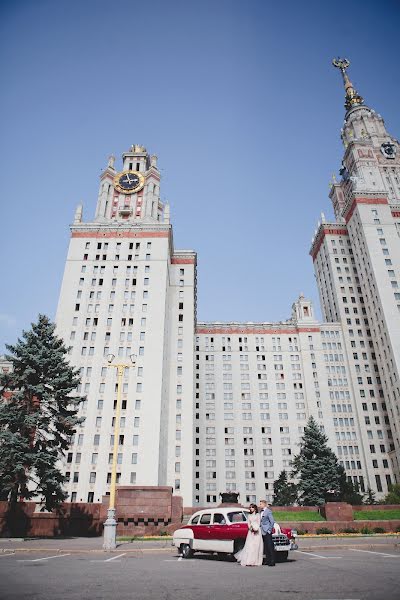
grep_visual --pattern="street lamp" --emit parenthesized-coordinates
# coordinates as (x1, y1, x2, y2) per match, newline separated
(103, 353, 136, 551)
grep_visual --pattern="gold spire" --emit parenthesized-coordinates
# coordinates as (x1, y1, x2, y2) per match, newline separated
(332, 58, 364, 111)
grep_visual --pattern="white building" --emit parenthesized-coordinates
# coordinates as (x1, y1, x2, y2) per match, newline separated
(311, 60, 400, 494)
(55, 62, 399, 506)
(55, 146, 196, 505)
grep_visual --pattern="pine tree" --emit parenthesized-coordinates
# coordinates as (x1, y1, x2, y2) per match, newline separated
(272, 470, 298, 506)
(338, 465, 363, 505)
(0, 315, 83, 511)
(291, 416, 341, 506)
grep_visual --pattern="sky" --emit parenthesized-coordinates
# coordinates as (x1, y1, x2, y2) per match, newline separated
(0, 0, 399, 352)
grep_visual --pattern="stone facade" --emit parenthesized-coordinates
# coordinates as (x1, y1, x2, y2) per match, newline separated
(55, 146, 196, 506)
(310, 63, 400, 494)
(53, 65, 399, 509)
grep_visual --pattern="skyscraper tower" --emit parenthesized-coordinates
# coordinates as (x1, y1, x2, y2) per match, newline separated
(55, 146, 196, 505)
(311, 59, 400, 492)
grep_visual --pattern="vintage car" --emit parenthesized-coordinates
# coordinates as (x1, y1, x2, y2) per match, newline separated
(173, 507, 298, 560)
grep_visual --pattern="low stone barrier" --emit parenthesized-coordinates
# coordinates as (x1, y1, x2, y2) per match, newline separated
(0, 501, 102, 537)
(1, 494, 399, 538)
(0, 487, 183, 538)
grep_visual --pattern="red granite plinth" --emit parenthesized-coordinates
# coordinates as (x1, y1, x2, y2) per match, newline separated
(320, 502, 353, 521)
(101, 486, 183, 536)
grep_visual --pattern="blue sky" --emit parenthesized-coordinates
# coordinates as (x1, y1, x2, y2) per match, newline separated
(0, 0, 399, 351)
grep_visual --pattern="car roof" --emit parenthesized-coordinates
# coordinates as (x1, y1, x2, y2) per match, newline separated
(191, 507, 249, 517)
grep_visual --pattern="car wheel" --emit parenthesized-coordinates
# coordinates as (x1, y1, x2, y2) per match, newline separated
(181, 543, 193, 559)
(276, 551, 288, 562)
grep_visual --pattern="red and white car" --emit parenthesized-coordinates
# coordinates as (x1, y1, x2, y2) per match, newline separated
(173, 507, 298, 560)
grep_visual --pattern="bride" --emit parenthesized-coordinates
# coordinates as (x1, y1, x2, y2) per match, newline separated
(234, 504, 263, 566)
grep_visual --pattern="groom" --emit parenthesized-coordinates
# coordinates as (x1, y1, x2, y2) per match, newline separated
(259, 500, 275, 566)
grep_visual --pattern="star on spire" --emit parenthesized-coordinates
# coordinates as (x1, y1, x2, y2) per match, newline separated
(332, 58, 364, 111)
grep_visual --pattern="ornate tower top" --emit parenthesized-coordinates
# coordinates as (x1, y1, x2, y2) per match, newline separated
(332, 58, 364, 112)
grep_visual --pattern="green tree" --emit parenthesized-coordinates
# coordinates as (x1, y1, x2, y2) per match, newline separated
(0, 315, 83, 511)
(272, 470, 298, 506)
(363, 487, 377, 505)
(291, 416, 341, 506)
(383, 483, 400, 505)
(338, 466, 363, 505)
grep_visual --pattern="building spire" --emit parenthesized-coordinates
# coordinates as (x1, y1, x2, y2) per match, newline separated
(332, 58, 364, 112)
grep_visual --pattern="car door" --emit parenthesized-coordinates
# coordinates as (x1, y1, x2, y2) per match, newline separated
(209, 512, 230, 541)
(192, 512, 212, 550)
(227, 510, 249, 542)
(207, 512, 233, 553)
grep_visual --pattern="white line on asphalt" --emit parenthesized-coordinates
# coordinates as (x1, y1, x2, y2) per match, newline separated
(104, 553, 126, 562)
(164, 557, 185, 562)
(17, 554, 71, 562)
(309, 557, 342, 560)
(295, 550, 341, 559)
(0, 553, 14, 558)
(349, 549, 400, 558)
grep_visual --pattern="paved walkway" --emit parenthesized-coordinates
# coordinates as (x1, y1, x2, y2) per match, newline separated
(0, 534, 399, 554)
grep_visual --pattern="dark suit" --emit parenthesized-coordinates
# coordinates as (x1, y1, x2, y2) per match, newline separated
(260, 507, 275, 566)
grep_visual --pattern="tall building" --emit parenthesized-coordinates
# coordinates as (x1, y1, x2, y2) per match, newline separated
(311, 59, 400, 493)
(55, 61, 399, 507)
(55, 146, 196, 505)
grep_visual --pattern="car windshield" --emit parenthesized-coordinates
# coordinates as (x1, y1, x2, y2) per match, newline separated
(227, 511, 249, 523)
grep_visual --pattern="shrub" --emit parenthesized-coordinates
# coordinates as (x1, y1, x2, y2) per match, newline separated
(395, 525, 400, 533)
(295, 529, 308, 535)
(340, 527, 358, 534)
(360, 526, 373, 534)
(373, 526, 385, 534)
(316, 527, 333, 535)
(159, 530, 169, 536)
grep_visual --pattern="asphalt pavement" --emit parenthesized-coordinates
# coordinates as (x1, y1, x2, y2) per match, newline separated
(0, 544, 400, 600)
(0, 537, 399, 600)
(0, 534, 399, 553)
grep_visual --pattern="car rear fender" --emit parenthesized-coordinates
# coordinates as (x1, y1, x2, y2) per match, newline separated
(173, 528, 194, 548)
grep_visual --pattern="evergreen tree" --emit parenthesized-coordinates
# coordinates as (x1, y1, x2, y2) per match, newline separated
(291, 416, 341, 506)
(272, 470, 298, 506)
(382, 483, 400, 505)
(338, 466, 363, 505)
(0, 315, 83, 511)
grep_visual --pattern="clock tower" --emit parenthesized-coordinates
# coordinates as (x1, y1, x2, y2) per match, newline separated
(56, 145, 196, 505)
(329, 59, 399, 216)
(311, 59, 400, 491)
(94, 144, 163, 223)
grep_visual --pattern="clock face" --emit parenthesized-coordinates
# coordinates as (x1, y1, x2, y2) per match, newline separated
(114, 171, 144, 194)
(380, 142, 397, 159)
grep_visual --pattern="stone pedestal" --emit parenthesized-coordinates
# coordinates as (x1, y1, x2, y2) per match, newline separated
(320, 502, 353, 521)
(101, 486, 183, 537)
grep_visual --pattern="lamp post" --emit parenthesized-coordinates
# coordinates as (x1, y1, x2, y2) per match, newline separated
(103, 353, 136, 551)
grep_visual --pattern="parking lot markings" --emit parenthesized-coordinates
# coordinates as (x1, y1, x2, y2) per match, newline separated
(295, 550, 341, 559)
(349, 549, 400, 558)
(17, 554, 71, 562)
(104, 553, 126, 562)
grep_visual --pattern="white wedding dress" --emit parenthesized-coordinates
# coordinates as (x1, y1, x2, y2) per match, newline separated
(234, 513, 264, 566)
